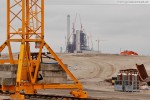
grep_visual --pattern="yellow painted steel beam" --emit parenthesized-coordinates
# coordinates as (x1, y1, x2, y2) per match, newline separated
(41, 0, 44, 37)
(0, 41, 7, 52)
(1, 85, 15, 92)
(11, 93, 25, 100)
(9, 39, 42, 42)
(7, 42, 14, 64)
(33, 84, 82, 90)
(32, 42, 44, 83)
(9, 32, 42, 34)
(7, 0, 10, 39)
(16, 43, 25, 83)
(22, 0, 25, 39)
(0, 60, 18, 64)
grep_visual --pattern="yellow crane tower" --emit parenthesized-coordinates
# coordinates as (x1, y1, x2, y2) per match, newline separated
(0, 0, 87, 99)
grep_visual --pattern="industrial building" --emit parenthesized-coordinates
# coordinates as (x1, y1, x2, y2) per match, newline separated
(66, 15, 91, 53)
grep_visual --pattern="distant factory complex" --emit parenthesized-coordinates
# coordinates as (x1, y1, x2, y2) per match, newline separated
(66, 15, 91, 53)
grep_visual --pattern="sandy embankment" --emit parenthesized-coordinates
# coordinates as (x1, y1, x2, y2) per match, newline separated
(58, 53, 150, 91)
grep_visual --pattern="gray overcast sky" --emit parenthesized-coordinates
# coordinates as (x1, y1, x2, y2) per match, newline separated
(0, 1, 150, 55)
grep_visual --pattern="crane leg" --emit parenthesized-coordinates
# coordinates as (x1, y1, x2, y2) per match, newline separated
(11, 92, 25, 100)
(71, 89, 88, 98)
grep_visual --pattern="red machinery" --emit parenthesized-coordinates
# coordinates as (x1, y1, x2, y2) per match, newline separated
(120, 50, 138, 55)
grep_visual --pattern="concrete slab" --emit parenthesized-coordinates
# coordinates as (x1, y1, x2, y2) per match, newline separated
(40, 63, 67, 71)
(0, 71, 16, 78)
(0, 64, 17, 71)
(0, 78, 16, 85)
(40, 70, 67, 77)
(0, 63, 68, 85)
(37, 77, 67, 84)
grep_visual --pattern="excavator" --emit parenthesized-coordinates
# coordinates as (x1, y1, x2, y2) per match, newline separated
(0, 0, 87, 99)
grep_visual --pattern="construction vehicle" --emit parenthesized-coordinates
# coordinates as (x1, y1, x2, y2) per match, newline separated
(0, 0, 87, 99)
(120, 50, 138, 56)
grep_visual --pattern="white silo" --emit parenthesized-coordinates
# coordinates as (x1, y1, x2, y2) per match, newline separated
(76, 30, 80, 52)
(66, 15, 70, 52)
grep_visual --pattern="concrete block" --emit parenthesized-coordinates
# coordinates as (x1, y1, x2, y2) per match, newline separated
(0, 64, 18, 71)
(37, 77, 67, 84)
(0, 63, 68, 85)
(40, 70, 67, 77)
(40, 63, 67, 71)
(0, 71, 16, 78)
(0, 78, 16, 86)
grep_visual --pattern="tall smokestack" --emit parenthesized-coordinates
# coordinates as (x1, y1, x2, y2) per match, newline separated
(66, 15, 70, 52)
(76, 30, 80, 52)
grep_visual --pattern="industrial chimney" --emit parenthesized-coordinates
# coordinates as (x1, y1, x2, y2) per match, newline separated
(66, 15, 70, 53)
(76, 30, 81, 52)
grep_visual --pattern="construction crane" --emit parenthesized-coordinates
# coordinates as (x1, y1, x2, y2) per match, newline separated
(95, 40, 103, 53)
(0, 0, 87, 99)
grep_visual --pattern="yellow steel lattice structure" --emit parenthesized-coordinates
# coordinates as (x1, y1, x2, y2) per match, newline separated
(0, 0, 87, 99)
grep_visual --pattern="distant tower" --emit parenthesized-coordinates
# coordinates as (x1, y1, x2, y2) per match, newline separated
(76, 30, 80, 52)
(66, 15, 70, 53)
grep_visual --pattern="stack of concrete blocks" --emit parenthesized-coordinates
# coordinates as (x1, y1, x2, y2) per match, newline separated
(0, 64, 17, 85)
(0, 63, 68, 85)
(38, 63, 67, 84)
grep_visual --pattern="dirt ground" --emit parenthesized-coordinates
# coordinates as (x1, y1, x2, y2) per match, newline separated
(1, 53, 150, 100)
(55, 53, 150, 100)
